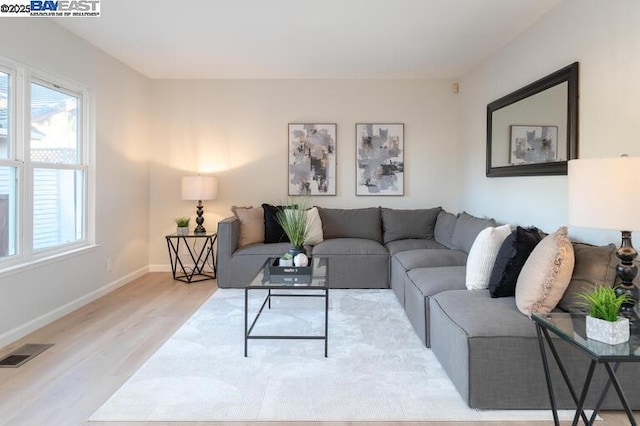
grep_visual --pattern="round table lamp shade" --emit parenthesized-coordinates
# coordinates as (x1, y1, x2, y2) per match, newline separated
(181, 176, 218, 201)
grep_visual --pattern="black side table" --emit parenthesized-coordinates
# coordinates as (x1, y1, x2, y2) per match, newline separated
(165, 232, 217, 283)
(532, 312, 639, 426)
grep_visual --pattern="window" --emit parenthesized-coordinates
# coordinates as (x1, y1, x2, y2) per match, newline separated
(0, 57, 92, 268)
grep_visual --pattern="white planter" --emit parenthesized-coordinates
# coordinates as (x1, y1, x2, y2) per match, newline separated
(279, 258, 293, 267)
(176, 226, 189, 236)
(586, 315, 629, 345)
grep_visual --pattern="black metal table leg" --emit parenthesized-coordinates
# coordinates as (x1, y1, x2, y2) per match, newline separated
(536, 323, 560, 426)
(572, 360, 597, 426)
(324, 288, 329, 357)
(244, 287, 249, 357)
(603, 362, 637, 426)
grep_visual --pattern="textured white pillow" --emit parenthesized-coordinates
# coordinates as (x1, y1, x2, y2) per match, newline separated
(515, 227, 575, 317)
(465, 224, 511, 290)
(304, 207, 324, 245)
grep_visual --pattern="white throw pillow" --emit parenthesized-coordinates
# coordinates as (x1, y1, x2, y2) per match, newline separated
(465, 224, 511, 290)
(515, 227, 575, 317)
(304, 207, 324, 245)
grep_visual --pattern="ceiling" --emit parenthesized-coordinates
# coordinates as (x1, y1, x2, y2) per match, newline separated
(54, 0, 561, 79)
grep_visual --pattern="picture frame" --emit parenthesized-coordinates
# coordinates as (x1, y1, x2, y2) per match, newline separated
(355, 123, 404, 196)
(509, 125, 559, 165)
(288, 123, 336, 196)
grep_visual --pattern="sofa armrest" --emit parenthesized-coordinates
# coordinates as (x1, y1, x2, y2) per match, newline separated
(216, 216, 239, 287)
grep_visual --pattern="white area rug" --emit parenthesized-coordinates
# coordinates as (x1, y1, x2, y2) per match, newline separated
(90, 289, 589, 422)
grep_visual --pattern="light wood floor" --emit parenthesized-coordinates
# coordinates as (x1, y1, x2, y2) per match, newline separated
(0, 273, 634, 426)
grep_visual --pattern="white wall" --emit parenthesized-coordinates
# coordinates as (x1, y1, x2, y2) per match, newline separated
(148, 79, 462, 267)
(0, 19, 150, 346)
(459, 0, 640, 245)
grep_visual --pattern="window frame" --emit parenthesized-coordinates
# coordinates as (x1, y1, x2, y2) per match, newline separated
(0, 56, 95, 270)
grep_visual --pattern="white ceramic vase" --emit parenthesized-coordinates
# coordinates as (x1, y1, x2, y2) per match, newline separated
(176, 226, 189, 236)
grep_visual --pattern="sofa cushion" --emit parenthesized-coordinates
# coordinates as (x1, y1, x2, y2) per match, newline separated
(488, 226, 543, 298)
(450, 212, 496, 253)
(385, 239, 447, 256)
(466, 224, 512, 290)
(312, 238, 388, 256)
(304, 207, 324, 245)
(434, 210, 457, 248)
(262, 203, 290, 243)
(381, 207, 441, 243)
(515, 227, 575, 317)
(557, 243, 618, 313)
(431, 289, 536, 338)
(231, 206, 264, 247)
(393, 248, 467, 270)
(407, 266, 466, 297)
(318, 207, 382, 242)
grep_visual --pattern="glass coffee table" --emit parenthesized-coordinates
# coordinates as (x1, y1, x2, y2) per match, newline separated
(244, 257, 329, 357)
(532, 312, 640, 426)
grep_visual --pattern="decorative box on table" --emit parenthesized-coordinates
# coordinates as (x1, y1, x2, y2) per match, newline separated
(268, 258, 313, 284)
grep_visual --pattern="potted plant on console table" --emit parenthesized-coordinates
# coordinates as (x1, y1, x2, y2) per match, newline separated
(580, 286, 632, 345)
(175, 217, 190, 236)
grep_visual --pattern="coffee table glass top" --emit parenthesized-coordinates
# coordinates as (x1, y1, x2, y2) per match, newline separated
(532, 312, 640, 360)
(248, 257, 328, 289)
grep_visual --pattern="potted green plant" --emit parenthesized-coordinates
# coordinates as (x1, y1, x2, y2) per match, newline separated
(275, 197, 309, 257)
(579, 286, 632, 345)
(279, 252, 293, 267)
(175, 217, 190, 236)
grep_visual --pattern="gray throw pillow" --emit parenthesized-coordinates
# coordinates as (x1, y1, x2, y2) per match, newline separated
(557, 243, 618, 313)
(434, 210, 457, 248)
(381, 207, 442, 243)
(450, 211, 496, 253)
(318, 207, 382, 242)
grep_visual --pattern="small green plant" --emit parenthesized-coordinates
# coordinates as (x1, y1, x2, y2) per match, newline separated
(281, 252, 293, 260)
(275, 197, 309, 247)
(175, 217, 190, 227)
(579, 286, 632, 322)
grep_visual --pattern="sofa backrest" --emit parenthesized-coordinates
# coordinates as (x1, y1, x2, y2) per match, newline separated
(318, 207, 382, 242)
(434, 210, 458, 248)
(381, 207, 442, 243)
(450, 211, 497, 253)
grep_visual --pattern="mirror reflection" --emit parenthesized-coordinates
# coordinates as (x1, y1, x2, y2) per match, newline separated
(486, 63, 578, 177)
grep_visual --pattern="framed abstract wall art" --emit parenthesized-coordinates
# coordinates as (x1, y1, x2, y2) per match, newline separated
(356, 123, 404, 196)
(509, 125, 559, 165)
(288, 123, 336, 195)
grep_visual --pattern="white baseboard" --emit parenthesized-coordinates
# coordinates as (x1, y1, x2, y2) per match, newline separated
(0, 266, 149, 349)
(149, 264, 171, 272)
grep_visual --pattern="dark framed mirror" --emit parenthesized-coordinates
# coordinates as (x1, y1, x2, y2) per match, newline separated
(486, 62, 579, 177)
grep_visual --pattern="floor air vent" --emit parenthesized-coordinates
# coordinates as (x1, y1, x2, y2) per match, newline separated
(0, 344, 53, 368)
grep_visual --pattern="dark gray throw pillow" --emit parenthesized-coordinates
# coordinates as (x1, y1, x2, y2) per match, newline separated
(488, 226, 543, 298)
(557, 243, 618, 313)
(381, 207, 442, 243)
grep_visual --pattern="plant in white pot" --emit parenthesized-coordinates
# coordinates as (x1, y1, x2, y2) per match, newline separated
(579, 286, 632, 345)
(275, 198, 309, 258)
(175, 217, 190, 236)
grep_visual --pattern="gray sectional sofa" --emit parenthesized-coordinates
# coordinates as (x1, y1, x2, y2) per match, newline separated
(217, 206, 640, 410)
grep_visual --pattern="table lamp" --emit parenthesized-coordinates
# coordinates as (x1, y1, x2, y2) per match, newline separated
(181, 175, 218, 234)
(568, 156, 640, 321)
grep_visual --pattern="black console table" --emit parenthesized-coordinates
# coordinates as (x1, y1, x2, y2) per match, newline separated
(165, 232, 217, 283)
(532, 312, 639, 426)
